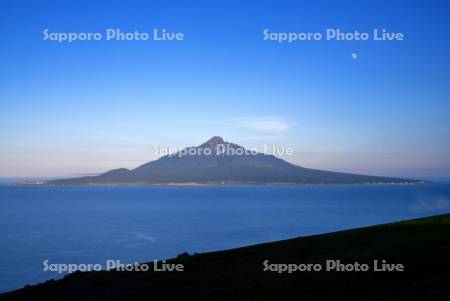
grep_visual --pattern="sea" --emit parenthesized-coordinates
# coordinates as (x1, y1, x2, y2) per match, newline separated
(1, 183, 450, 292)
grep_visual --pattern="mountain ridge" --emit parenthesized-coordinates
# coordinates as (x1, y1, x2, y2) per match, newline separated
(46, 136, 422, 185)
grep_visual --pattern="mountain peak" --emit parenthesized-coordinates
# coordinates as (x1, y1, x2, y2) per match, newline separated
(201, 136, 225, 148)
(46, 136, 421, 185)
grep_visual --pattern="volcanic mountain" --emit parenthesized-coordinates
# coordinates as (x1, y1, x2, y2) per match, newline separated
(47, 136, 420, 185)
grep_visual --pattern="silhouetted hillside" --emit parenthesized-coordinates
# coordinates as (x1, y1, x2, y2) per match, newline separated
(2, 213, 449, 300)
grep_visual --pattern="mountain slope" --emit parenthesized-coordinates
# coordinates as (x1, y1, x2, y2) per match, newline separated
(47, 136, 421, 185)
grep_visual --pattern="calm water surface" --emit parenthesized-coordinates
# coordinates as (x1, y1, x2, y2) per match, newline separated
(1, 184, 450, 292)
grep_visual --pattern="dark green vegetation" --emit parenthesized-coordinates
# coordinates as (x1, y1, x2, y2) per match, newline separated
(2, 213, 450, 300)
(47, 137, 420, 185)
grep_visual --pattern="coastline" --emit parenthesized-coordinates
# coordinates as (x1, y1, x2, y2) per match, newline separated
(13, 180, 429, 187)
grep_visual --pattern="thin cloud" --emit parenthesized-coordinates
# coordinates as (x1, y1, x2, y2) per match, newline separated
(229, 116, 292, 140)
(238, 117, 289, 132)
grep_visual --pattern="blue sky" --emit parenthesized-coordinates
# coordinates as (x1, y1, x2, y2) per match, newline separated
(1, 0, 449, 177)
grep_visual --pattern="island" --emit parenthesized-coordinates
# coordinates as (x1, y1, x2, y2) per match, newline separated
(45, 136, 422, 185)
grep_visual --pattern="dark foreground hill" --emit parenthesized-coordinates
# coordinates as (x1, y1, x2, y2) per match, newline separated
(47, 136, 420, 185)
(2, 213, 450, 301)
